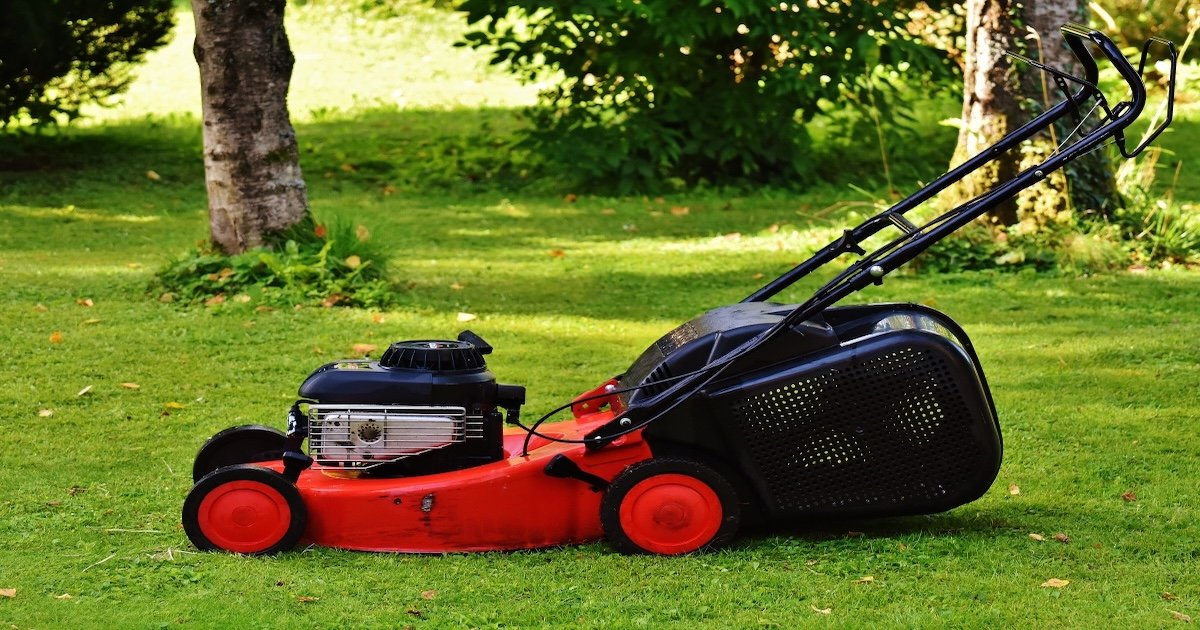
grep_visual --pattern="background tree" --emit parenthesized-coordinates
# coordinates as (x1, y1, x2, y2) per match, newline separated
(460, 0, 956, 190)
(191, 0, 309, 254)
(0, 0, 174, 125)
(951, 0, 1117, 228)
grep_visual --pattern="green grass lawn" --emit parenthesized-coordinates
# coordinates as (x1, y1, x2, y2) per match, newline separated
(1, 6, 1199, 628)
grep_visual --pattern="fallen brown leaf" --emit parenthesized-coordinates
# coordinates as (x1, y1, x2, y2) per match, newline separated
(0, 588, 14, 598)
(163, 402, 185, 410)
(298, 596, 319, 603)
(564, 193, 578, 203)
(233, 294, 252, 304)
(345, 255, 362, 269)
(255, 305, 275, 313)
(600, 208, 616, 216)
(381, 184, 396, 196)
(351, 343, 377, 356)
(204, 294, 226, 306)
(1121, 490, 1137, 502)
(340, 162, 355, 172)
(314, 224, 328, 238)
(77, 385, 93, 397)
(372, 313, 386, 323)
(449, 282, 464, 290)
(50, 331, 64, 344)
(810, 605, 832, 615)
(121, 382, 140, 390)
(38, 409, 54, 418)
(670, 206, 690, 216)
(55, 593, 72, 600)
(146, 170, 161, 181)
(1163, 592, 1179, 601)
(34, 303, 48, 312)
(1170, 611, 1192, 623)
(1029, 533, 1045, 542)
(68, 486, 86, 496)
(46, 501, 62, 507)
(76, 298, 94, 307)
(548, 249, 566, 258)
(1008, 483, 1021, 496)
(158, 292, 176, 303)
(356, 224, 370, 242)
(854, 576, 875, 584)
(1040, 578, 1070, 589)
(407, 609, 424, 618)
(1053, 532, 1070, 544)
(421, 589, 437, 600)
(456, 312, 477, 323)
(83, 318, 101, 325)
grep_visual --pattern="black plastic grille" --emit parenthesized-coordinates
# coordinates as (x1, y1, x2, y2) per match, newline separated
(731, 346, 984, 515)
(378, 340, 485, 372)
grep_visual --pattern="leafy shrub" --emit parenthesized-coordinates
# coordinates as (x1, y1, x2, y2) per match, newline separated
(458, 0, 956, 190)
(152, 218, 397, 309)
(1091, 0, 1198, 61)
(1, 0, 175, 125)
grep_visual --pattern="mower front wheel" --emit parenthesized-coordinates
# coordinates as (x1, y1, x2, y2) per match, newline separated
(183, 465, 307, 555)
(191, 425, 286, 483)
(601, 458, 740, 555)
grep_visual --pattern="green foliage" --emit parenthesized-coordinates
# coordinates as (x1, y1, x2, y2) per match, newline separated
(1091, 0, 1198, 61)
(458, 0, 956, 190)
(1113, 149, 1200, 265)
(0, 0, 175, 125)
(152, 217, 398, 309)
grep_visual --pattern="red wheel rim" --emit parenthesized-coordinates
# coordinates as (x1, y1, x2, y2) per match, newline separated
(619, 473, 723, 555)
(197, 480, 292, 553)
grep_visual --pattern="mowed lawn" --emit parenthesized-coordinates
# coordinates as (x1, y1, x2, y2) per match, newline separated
(1, 6, 1198, 627)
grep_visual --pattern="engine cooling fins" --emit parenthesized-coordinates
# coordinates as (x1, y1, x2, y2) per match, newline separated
(378, 340, 486, 373)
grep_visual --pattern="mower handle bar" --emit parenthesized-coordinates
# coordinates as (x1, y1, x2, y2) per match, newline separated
(742, 24, 1175, 306)
(582, 25, 1178, 449)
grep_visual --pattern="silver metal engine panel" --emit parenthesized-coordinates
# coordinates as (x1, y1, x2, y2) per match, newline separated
(307, 404, 482, 469)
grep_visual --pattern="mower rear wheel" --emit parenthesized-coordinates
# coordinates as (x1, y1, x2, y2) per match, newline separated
(192, 425, 286, 483)
(183, 465, 306, 555)
(601, 458, 740, 555)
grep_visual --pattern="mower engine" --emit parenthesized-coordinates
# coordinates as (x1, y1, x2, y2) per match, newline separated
(296, 332, 525, 476)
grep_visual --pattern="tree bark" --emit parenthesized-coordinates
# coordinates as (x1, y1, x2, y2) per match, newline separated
(951, 0, 1022, 226)
(951, 0, 1117, 228)
(191, 0, 308, 255)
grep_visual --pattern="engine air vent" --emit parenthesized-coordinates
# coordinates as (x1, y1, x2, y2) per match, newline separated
(378, 340, 486, 372)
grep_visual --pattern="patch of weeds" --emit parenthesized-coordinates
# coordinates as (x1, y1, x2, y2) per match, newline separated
(151, 216, 398, 308)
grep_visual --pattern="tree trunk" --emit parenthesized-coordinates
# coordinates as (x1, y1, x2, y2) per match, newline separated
(951, 0, 1022, 226)
(191, 0, 308, 255)
(951, 0, 1117, 228)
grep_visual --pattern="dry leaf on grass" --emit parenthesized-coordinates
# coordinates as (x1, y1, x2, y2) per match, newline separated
(234, 294, 252, 304)
(356, 225, 370, 242)
(205, 294, 226, 306)
(345, 255, 362, 269)
(83, 318, 101, 325)
(1121, 490, 1137, 502)
(76, 298, 94, 307)
(421, 590, 437, 600)
(34, 303, 48, 312)
(38, 409, 54, 418)
(810, 605, 832, 615)
(670, 206, 690, 216)
(298, 596, 319, 603)
(163, 402, 185, 410)
(0, 589, 14, 598)
(1170, 611, 1192, 623)
(449, 282, 464, 290)
(77, 385, 93, 397)
(121, 383, 140, 390)
(456, 312, 477, 323)
(255, 305, 274, 313)
(55, 593, 72, 600)
(564, 193, 578, 203)
(50, 331, 64, 344)
(1053, 532, 1070, 544)
(548, 249, 566, 258)
(352, 344, 377, 356)
(146, 170, 161, 181)
(1028, 533, 1045, 542)
(1163, 592, 1179, 601)
(371, 313, 386, 323)
(1008, 483, 1021, 496)
(1040, 578, 1070, 589)
(601, 208, 616, 216)
(854, 576, 875, 584)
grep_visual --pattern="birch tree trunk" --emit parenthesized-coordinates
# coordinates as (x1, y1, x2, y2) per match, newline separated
(191, 0, 308, 255)
(951, 0, 1116, 228)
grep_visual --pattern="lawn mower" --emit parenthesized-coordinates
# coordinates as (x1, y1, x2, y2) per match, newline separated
(182, 25, 1177, 555)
